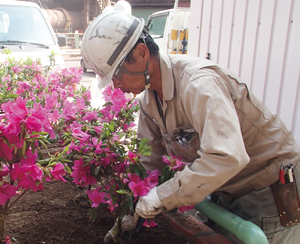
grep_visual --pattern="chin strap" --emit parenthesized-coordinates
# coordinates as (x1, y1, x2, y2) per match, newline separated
(144, 61, 150, 90)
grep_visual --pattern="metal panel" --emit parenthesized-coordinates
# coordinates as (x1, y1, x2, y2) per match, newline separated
(228, 0, 247, 76)
(208, 0, 223, 61)
(198, 0, 213, 59)
(189, 0, 300, 145)
(280, 0, 300, 131)
(188, 0, 203, 57)
(250, 0, 275, 101)
(217, 0, 234, 67)
(264, 0, 293, 114)
(239, 0, 261, 88)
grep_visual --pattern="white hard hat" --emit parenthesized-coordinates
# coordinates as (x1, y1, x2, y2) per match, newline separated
(114, 1, 132, 15)
(80, 11, 145, 88)
(102, 5, 114, 13)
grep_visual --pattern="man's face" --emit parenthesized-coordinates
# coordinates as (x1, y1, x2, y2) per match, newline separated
(112, 60, 146, 95)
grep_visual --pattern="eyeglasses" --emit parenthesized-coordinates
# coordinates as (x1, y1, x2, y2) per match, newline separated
(112, 56, 127, 80)
(112, 56, 148, 80)
(112, 33, 149, 81)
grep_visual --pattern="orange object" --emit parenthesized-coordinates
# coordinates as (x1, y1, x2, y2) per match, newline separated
(171, 29, 178, 40)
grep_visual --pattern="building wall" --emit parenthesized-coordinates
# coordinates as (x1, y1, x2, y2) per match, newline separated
(189, 0, 300, 145)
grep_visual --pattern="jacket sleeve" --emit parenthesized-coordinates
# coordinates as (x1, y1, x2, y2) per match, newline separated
(156, 75, 250, 210)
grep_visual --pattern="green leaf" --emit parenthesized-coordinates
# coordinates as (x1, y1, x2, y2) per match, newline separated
(94, 166, 100, 176)
(120, 200, 129, 218)
(6, 93, 18, 99)
(21, 141, 26, 156)
(31, 131, 49, 135)
(127, 195, 133, 211)
(138, 138, 151, 156)
(39, 140, 48, 149)
(116, 189, 127, 194)
(108, 121, 115, 133)
(31, 141, 36, 154)
(88, 208, 98, 222)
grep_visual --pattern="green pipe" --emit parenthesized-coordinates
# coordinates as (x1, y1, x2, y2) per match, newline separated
(194, 198, 268, 244)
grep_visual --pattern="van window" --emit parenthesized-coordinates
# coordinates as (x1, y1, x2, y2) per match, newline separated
(148, 13, 168, 39)
(0, 5, 55, 45)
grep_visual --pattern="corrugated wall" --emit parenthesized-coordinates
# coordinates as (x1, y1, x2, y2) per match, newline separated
(189, 0, 300, 145)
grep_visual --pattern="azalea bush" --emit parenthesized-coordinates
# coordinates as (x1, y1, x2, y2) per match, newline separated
(0, 51, 84, 242)
(63, 84, 160, 235)
(0, 50, 195, 243)
(63, 85, 196, 240)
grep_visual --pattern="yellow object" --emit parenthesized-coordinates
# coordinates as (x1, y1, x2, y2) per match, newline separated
(186, 29, 189, 40)
(171, 29, 178, 40)
(179, 31, 185, 40)
(178, 50, 183, 54)
(170, 51, 177, 54)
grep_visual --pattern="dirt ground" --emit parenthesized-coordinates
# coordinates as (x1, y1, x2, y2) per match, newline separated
(4, 177, 191, 244)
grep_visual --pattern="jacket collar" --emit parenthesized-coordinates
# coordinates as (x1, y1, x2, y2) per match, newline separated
(159, 53, 174, 101)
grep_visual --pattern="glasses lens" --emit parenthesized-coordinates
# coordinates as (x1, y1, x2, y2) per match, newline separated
(113, 56, 126, 80)
(113, 68, 124, 80)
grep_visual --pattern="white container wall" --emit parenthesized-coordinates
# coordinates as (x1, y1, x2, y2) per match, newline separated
(189, 0, 300, 145)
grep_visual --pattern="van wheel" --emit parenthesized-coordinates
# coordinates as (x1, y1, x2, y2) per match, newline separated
(81, 59, 87, 73)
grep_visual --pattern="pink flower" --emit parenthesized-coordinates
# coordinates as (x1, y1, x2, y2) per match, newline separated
(62, 100, 77, 120)
(0, 184, 18, 205)
(128, 180, 149, 197)
(128, 151, 139, 163)
(70, 122, 90, 142)
(71, 158, 97, 187)
(102, 86, 129, 113)
(178, 205, 196, 212)
(82, 111, 98, 122)
(82, 90, 91, 101)
(50, 163, 67, 182)
(143, 220, 158, 228)
(86, 187, 106, 208)
(1, 96, 28, 124)
(4, 235, 12, 244)
(4, 235, 11, 244)
(12, 63, 21, 73)
(162, 154, 187, 170)
(105, 198, 118, 212)
(92, 137, 109, 155)
(0, 141, 13, 161)
(11, 162, 43, 191)
(48, 109, 62, 123)
(76, 97, 86, 111)
(144, 170, 159, 189)
(0, 165, 9, 178)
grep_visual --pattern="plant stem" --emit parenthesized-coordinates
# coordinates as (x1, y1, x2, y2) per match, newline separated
(0, 213, 4, 241)
(7, 189, 29, 211)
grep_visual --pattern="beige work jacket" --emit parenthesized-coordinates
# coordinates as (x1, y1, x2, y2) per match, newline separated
(137, 53, 300, 210)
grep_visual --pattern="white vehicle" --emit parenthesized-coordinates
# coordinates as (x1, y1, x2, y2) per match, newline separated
(0, 0, 66, 67)
(146, 7, 190, 55)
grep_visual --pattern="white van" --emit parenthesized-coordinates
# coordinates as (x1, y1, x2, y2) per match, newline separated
(0, 0, 66, 67)
(146, 8, 190, 55)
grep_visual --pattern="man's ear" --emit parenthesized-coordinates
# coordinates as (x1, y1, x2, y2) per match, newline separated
(134, 43, 150, 61)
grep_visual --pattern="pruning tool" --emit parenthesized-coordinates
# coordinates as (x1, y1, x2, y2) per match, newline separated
(279, 163, 294, 184)
(120, 217, 145, 243)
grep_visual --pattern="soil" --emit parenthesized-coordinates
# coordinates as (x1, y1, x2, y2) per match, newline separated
(4, 178, 192, 244)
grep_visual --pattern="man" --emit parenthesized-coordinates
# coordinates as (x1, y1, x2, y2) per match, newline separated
(81, 11, 300, 243)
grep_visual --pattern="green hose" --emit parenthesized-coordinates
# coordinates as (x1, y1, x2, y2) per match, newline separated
(194, 198, 269, 244)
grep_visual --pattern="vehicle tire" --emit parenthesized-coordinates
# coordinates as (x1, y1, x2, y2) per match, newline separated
(81, 59, 87, 73)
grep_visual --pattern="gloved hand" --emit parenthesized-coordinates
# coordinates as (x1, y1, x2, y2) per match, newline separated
(103, 215, 137, 242)
(136, 187, 164, 219)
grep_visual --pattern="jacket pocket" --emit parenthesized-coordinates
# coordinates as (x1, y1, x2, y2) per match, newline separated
(165, 127, 200, 162)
